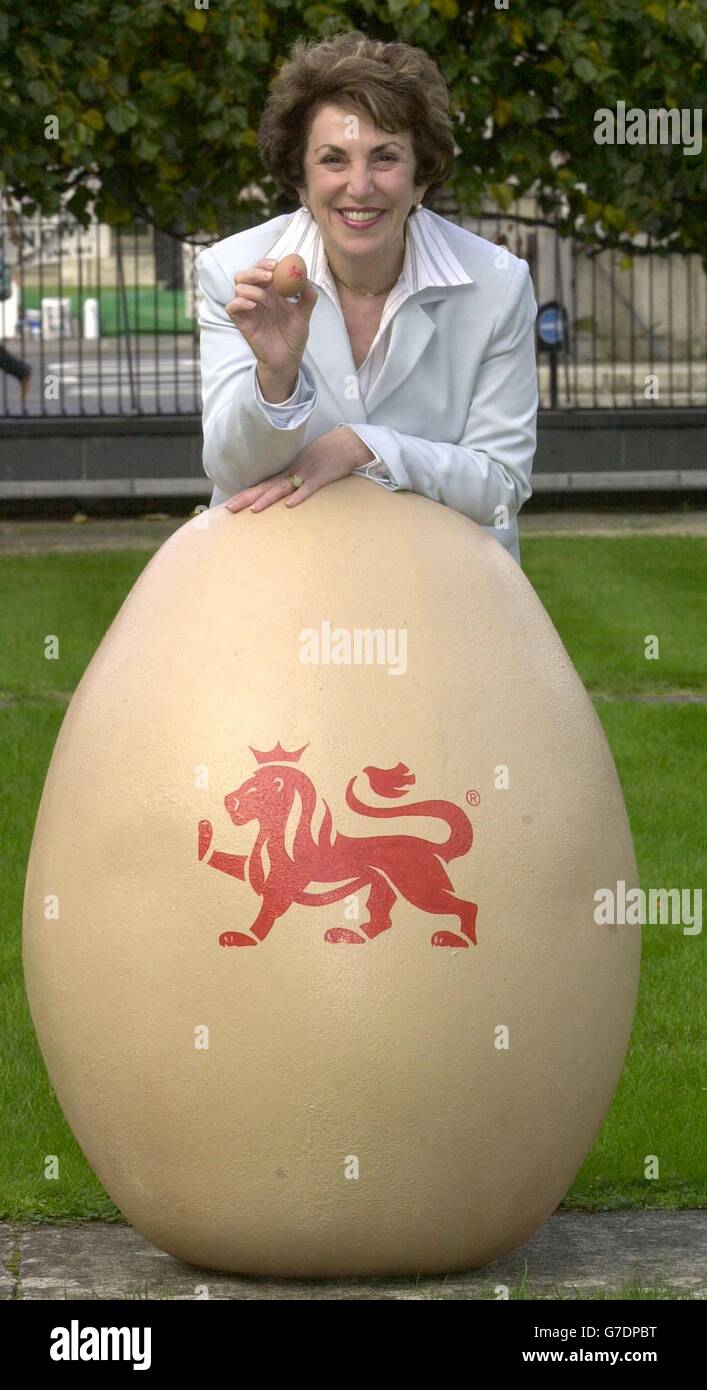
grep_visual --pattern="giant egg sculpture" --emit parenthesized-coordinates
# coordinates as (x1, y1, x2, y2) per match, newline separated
(23, 480, 640, 1277)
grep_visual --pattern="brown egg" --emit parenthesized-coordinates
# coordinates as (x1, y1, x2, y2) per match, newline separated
(271, 253, 308, 297)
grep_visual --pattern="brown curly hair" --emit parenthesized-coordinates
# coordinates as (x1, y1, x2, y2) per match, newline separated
(257, 30, 455, 211)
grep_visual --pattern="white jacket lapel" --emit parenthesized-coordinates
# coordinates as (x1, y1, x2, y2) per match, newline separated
(305, 287, 451, 419)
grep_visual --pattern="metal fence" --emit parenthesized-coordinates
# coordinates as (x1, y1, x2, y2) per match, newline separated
(1, 207, 705, 417)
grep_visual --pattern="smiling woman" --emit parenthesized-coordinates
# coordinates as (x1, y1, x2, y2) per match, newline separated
(196, 29, 538, 565)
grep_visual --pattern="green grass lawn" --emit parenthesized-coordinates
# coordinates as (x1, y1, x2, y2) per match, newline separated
(1, 535, 705, 1222)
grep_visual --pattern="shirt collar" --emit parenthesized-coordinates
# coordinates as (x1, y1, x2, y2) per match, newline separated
(264, 205, 474, 296)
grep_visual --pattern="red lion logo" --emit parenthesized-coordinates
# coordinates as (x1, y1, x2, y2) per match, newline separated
(198, 742, 477, 949)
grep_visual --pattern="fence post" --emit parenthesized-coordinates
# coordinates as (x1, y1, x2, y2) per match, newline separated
(115, 230, 138, 413)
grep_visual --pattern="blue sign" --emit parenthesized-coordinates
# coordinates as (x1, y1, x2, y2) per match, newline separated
(537, 302, 567, 348)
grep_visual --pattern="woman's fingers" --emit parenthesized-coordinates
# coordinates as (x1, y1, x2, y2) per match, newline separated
(227, 294, 271, 313)
(226, 471, 318, 513)
(224, 485, 269, 512)
(234, 267, 273, 286)
(250, 476, 301, 512)
(224, 474, 297, 512)
(226, 282, 272, 317)
(283, 477, 317, 507)
(226, 268, 275, 320)
(233, 271, 272, 299)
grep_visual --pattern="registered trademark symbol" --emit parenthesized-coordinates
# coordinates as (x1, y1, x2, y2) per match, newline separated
(466, 789, 480, 806)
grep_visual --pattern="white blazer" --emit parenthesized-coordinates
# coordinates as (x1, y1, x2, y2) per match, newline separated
(196, 207, 538, 565)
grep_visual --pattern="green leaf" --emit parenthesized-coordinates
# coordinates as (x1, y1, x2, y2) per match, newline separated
(27, 79, 52, 105)
(105, 103, 139, 134)
(185, 10, 208, 32)
(135, 136, 160, 160)
(81, 108, 104, 132)
(73, 121, 96, 147)
(493, 97, 513, 128)
(602, 204, 625, 229)
(431, 0, 460, 17)
(573, 57, 597, 81)
(509, 19, 529, 46)
(489, 182, 516, 211)
(538, 8, 564, 45)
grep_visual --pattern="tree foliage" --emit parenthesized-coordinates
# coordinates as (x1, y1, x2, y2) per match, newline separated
(0, 0, 704, 259)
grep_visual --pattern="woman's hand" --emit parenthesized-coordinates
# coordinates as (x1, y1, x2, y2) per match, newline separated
(226, 257, 318, 378)
(224, 428, 375, 512)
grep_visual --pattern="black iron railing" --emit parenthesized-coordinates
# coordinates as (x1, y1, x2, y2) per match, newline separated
(1, 208, 705, 417)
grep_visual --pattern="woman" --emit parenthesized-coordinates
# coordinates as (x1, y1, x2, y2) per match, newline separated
(197, 31, 537, 566)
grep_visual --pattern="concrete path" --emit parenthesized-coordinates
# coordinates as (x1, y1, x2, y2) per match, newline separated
(1, 1212, 704, 1300)
(1, 509, 706, 554)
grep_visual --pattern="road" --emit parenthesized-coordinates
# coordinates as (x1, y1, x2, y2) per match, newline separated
(0, 338, 202, 415)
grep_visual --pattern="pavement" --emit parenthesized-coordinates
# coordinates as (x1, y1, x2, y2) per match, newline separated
(1, 509, 706, 554)
(1, 1212, 705, 1300)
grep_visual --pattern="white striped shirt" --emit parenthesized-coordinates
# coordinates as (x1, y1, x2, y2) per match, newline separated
(254, 204, 473, 485)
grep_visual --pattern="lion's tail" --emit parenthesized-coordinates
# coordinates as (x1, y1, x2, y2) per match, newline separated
(345, 777, 472, 862)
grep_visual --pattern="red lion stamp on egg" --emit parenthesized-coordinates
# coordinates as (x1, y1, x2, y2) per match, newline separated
(198, 742, 478, 950)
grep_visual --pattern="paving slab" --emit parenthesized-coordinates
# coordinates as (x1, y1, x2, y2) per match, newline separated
(0, 510, 706, 555)
(0, 1226, 16, 1299)
(2, 1212, 705, 1300)
(519, 509, 707, 537)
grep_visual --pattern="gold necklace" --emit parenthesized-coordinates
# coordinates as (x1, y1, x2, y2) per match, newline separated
(332, 272, 398, 298)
